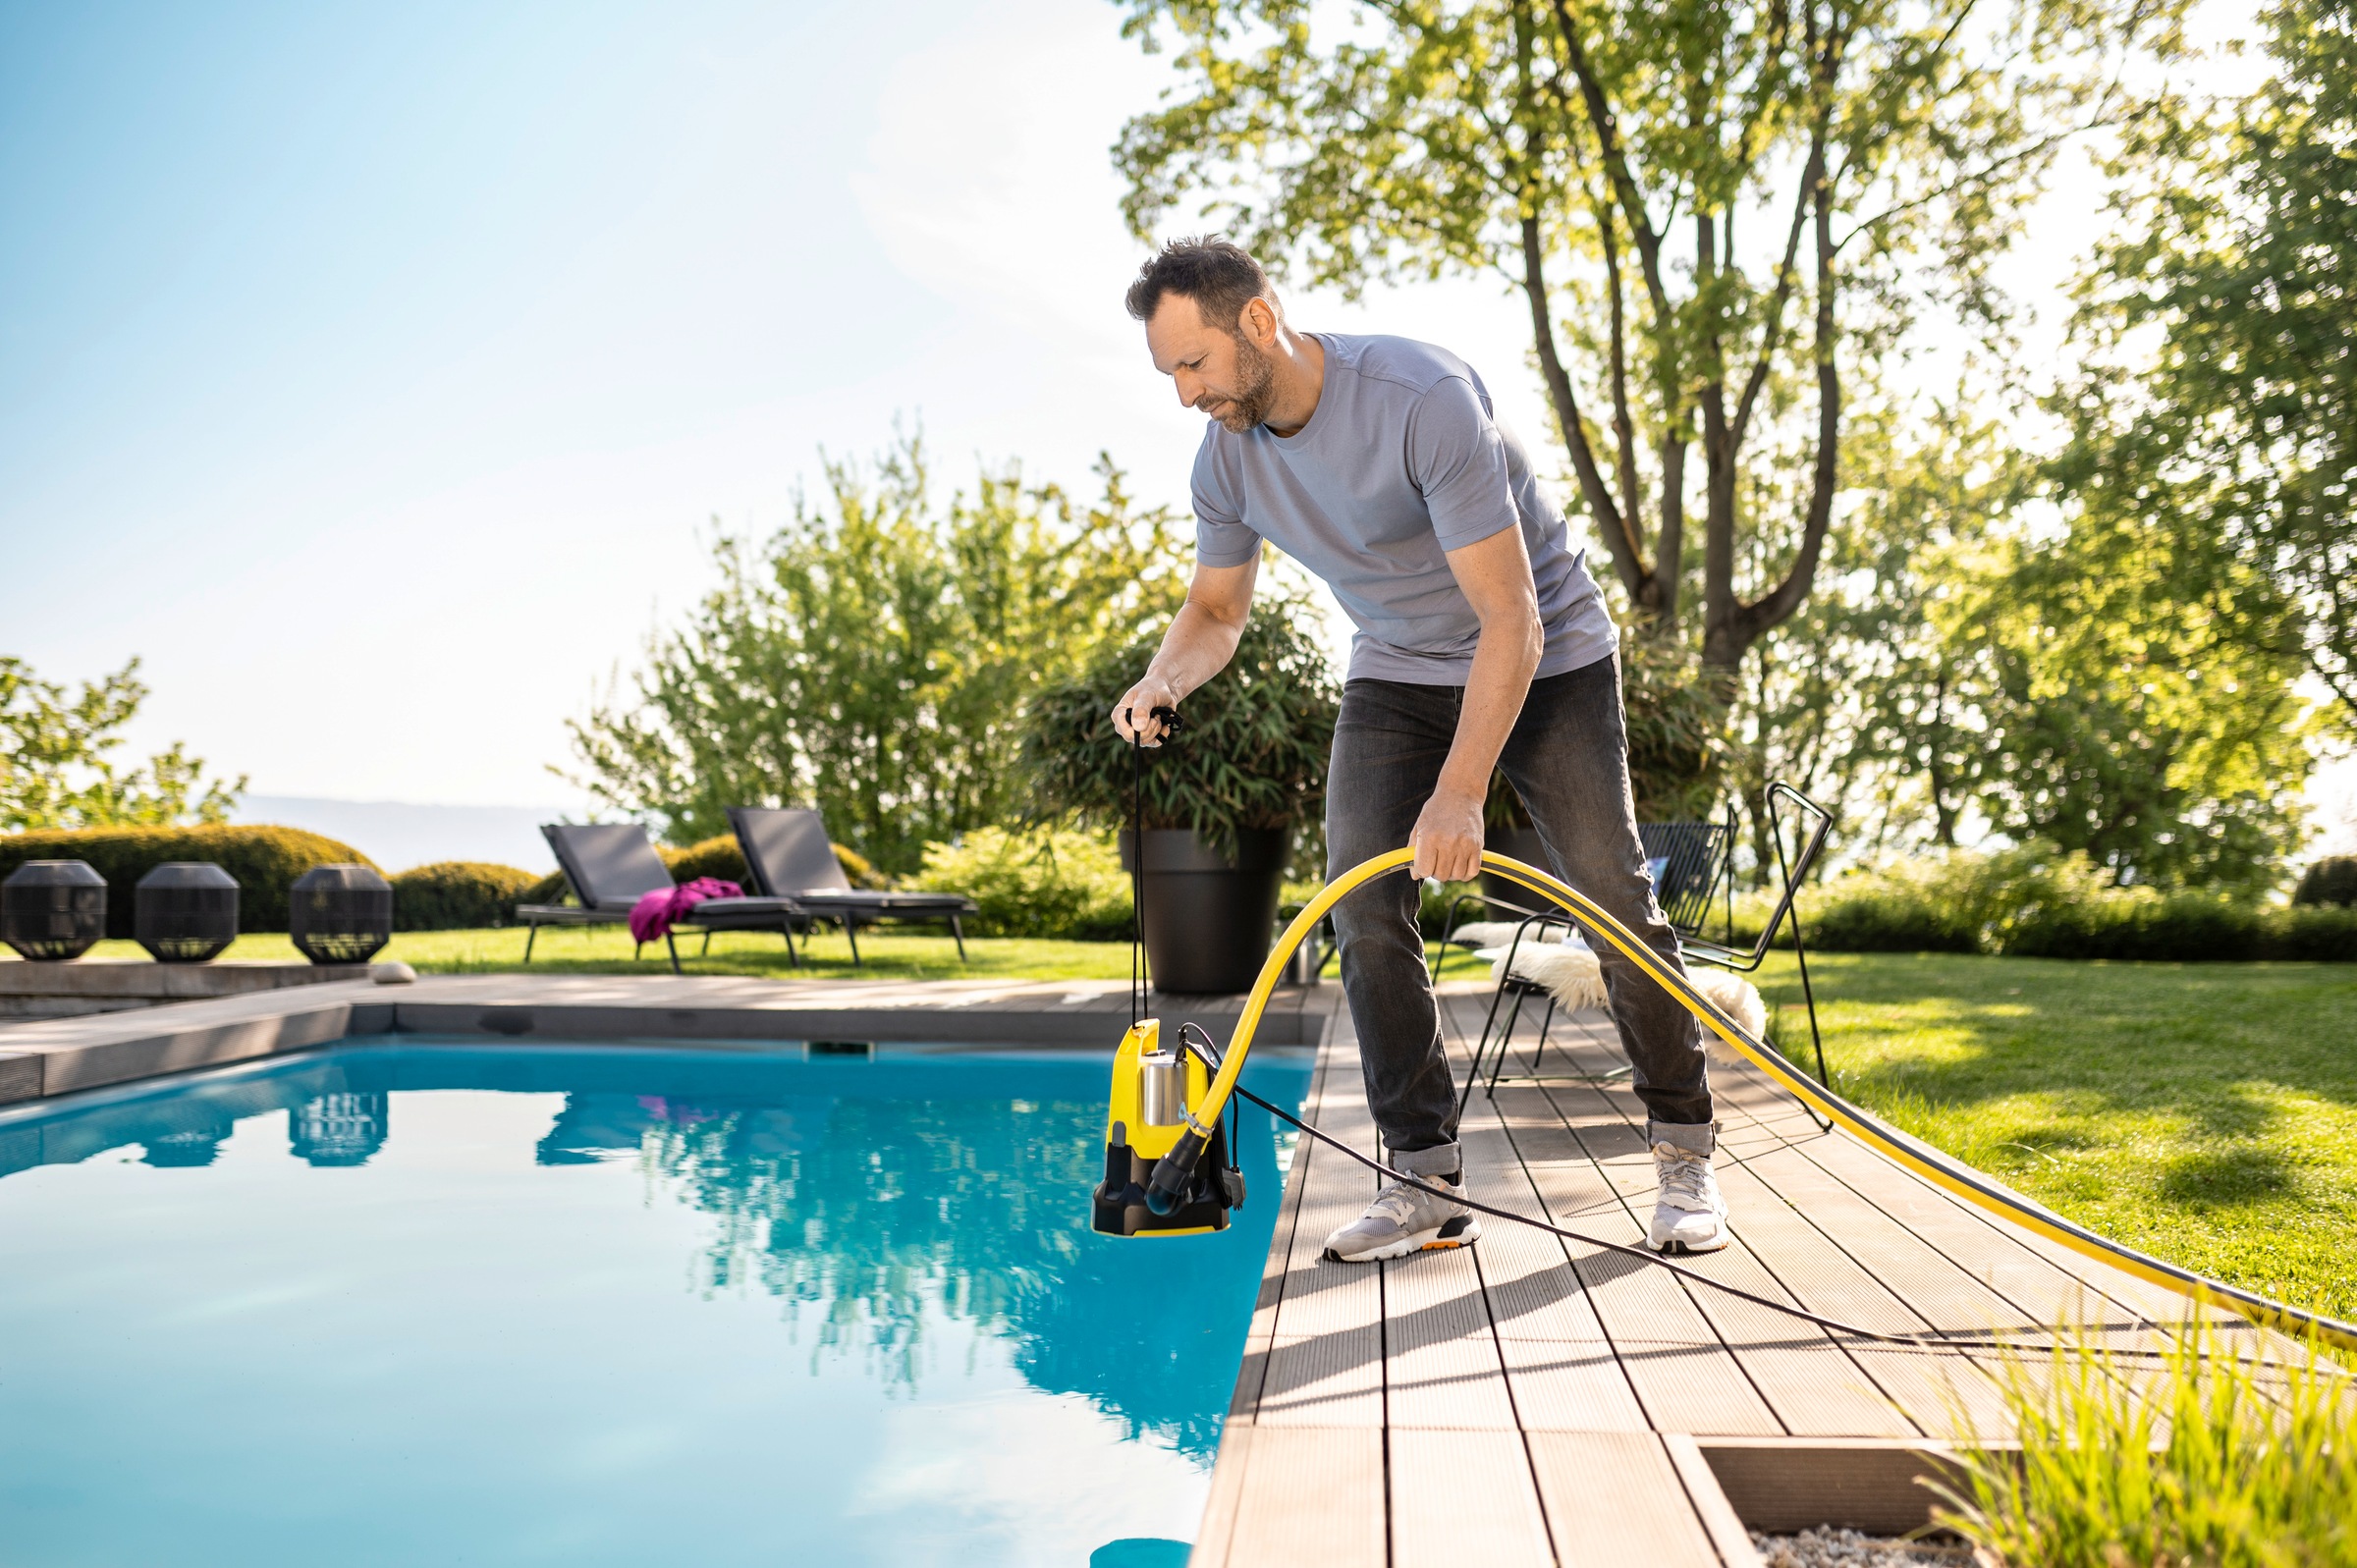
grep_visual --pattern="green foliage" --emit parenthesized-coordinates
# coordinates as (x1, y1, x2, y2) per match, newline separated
(1020, 589, 1340, 849)
(1113, 0, 2171, 674)
(0, 655, 245, 832)
(564, 435, 1186, 874)
(2297, 855, 2357, 908)
(2060, 0, 2357, 731)
(1775, 843, 2357, 960)
(1735, 386, 2316, 892)
(658, 836, 752, 888)
(0, 824, 375, 936)
(910, 828, 1132, 940)
(389, 862, 537, 932)
(1937, 1322, 2357, 1568)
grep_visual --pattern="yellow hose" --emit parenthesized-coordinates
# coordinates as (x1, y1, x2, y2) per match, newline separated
(1193, 848, 2357, 1355)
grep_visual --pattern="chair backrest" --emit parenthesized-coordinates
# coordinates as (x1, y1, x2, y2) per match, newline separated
(1637, 818, 1734, 941)
(543, 824, 676, 909)
(727, 807, 851, 895)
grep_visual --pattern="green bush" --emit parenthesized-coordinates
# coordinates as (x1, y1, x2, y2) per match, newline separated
(911, 828, 1130, 940)
(1746, 842, 2357, 962)
(390, 862, 537, 931)
(659, 836, 751, 887)
(0, 824, 377, 936)
(2294, 854, 2357, 907)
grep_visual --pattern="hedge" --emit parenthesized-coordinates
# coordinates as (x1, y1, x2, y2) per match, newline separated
(2296, 855, 2357, 907)
(0, 824, 378, 937)
(1739, 846, 2357, 963)
(390, 862, 538, 931)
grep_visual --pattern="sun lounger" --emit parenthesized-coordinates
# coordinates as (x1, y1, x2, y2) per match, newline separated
(520, 823, 805, 972)
(726, 807, 978, 965)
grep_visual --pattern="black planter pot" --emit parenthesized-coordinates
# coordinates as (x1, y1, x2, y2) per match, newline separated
(1480, 825, 1552, 910)
(136, 862, 240, 964)
(1, 860, 108, 961)
(290, 864, 393, 964)
(1121, 828, 1289, 995)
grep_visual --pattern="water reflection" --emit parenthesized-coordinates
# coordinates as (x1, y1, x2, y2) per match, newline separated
(0, 1043, 1307, 1462)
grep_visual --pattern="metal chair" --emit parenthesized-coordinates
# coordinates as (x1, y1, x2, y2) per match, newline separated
(1454, 783, 1836, 1101)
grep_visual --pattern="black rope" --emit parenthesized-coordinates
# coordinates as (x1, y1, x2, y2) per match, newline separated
(1125, 704, 1183, 1029)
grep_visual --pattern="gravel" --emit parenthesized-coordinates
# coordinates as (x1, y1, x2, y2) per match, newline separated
(1751, 1527, 1983, 1568)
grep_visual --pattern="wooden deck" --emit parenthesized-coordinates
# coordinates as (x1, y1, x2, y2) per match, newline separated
(1194, 987, 2258, 1567)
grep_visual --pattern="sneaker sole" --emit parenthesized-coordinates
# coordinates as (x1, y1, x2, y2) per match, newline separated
(1324, 1216, 1481, 1264)
(1647, 1228, 1731, 1256)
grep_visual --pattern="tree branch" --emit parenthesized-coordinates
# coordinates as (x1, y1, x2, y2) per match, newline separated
(1548, 0, 1672, 322)
(1519, 211, 1650, 593)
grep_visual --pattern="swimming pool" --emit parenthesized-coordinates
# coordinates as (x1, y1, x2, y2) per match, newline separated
(0, 1038, 1312, 1567)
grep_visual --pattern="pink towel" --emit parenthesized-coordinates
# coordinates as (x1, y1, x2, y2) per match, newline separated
(629, 877, 744, 944)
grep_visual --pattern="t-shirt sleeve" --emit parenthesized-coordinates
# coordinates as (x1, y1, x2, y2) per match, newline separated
(1190, 431, 1262, 568)
(1407, 374, 1519, 552)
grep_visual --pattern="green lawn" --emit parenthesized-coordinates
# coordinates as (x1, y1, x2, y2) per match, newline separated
(1751, 951, 2357, 1324)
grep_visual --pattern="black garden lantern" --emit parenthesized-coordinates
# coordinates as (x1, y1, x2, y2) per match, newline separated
(289, 864, 393, 965)
(1, 860, 108, 960)
(136, 862, 240, 963)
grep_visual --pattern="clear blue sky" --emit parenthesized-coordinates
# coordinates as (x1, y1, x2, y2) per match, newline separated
(1, 0, 1551, 810)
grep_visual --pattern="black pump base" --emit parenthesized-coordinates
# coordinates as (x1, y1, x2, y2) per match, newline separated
(1091, 1132, 1236, 1237)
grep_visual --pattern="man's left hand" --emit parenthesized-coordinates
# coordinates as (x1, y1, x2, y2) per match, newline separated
(1408, 786, 1486, 883)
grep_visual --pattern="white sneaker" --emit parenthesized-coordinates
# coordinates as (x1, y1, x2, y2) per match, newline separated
(1322, 1175, 1482, 1263)
(1647, 1140, 1729, 1254)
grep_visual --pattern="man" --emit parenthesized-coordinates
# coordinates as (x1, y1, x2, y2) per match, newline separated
(1112, 236, 1729, 1260)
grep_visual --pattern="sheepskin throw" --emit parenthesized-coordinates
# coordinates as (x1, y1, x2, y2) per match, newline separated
(1476, 943, 1767, 1040)
(1446, 919, 1579, 950)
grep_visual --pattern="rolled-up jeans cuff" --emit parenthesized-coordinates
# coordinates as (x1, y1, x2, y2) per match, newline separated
(1387, 1141, 1463, 1179)
(1647, 1119, 1716, 1156)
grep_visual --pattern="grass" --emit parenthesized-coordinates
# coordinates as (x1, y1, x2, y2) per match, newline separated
(1936, 1320, 2357, 1567)
(1750, 951, 2357, 1325)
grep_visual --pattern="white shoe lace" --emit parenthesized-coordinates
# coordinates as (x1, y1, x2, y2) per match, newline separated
(1367, 1179, 1424, 1226)
(1655, 1147, 1716, 1213)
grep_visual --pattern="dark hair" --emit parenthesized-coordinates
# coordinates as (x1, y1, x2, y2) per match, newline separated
(1124, 235, 1276, 332)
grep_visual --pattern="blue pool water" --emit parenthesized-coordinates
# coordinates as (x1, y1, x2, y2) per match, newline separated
(0, 1039, 1312, 1567)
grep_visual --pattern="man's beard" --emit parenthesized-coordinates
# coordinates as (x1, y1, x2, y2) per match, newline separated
(1205, 333, 1279, 433)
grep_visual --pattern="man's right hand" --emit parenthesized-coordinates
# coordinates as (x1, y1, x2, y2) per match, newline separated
(1112, 675, 1181, 746)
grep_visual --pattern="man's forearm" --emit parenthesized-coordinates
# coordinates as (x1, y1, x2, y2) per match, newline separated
(1436, 609, 1543, 803)
(1143, 594, 1247, 700)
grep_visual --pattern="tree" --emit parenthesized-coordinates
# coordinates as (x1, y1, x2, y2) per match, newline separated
(0, 656, 245, 832)
(565, 437, 1188, 873)
(2059, 0, 2357, 730)
(1113, 0, 2173, 681)
(1732, 378, 2314, 892)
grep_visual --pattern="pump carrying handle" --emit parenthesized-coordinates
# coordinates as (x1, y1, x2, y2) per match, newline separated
(1146, 848, 2357, 1353)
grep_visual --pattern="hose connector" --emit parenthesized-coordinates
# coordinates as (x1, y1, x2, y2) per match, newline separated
(1143, 1130, 1207, 1216)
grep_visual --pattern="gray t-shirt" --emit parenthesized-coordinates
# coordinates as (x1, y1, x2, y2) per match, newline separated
(1192, 332, 1617, 684)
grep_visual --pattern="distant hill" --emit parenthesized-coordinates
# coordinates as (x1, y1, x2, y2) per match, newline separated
(232, 796, 570, 874)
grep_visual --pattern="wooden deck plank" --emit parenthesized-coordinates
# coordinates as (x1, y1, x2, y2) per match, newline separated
(1391, 1429, 1555, 1568)
(1528, 1432, 1732, 1568)
(1501, 1083, 1787, 1436)
(1196, 1427, 1387, 1568)
(1535, 1075, 1922, 1439)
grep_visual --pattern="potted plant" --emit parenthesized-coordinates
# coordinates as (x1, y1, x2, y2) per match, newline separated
(1021, 592, 1339, 993)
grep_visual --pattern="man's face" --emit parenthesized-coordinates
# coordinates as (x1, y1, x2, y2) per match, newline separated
(1145, 295, 1277, 434)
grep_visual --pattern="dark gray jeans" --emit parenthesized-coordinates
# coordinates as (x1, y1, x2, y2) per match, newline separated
(1325, 653, 1714, 1164)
